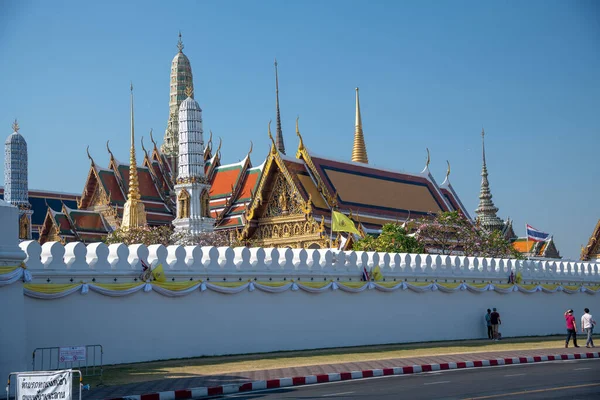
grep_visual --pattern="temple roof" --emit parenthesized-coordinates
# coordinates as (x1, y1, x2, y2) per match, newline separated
(581, 219, 600, 261)
(304, 150, 451, 220)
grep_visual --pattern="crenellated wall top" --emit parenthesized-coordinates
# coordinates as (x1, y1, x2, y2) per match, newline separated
(18, 241, 600, 284)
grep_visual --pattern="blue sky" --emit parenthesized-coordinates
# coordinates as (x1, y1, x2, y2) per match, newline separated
(1, 0, 598, 259)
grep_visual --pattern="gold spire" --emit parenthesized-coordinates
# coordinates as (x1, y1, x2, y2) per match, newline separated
(122, 83, 147, 229)
(12, 119, 19, 133)
(351, 88, 368, 164)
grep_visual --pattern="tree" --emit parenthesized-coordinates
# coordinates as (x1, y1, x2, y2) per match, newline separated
(352, 222, 425, 253)
(415, 211, 523, 259)
(414, 211, 471, 255)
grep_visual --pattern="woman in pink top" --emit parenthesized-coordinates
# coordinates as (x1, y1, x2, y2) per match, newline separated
(564, 309, 579, 348)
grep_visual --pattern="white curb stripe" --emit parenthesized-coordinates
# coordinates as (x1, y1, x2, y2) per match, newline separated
(279, 378, 293, 388)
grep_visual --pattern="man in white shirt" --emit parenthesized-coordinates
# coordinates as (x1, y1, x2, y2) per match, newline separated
(581, 308, 596, 348)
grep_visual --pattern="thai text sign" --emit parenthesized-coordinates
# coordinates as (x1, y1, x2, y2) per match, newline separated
(59, 346, 86, 363)
(16, 370, 72, 400)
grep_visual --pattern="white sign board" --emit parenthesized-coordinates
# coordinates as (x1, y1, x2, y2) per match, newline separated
(16, 370, 72, 400)
(59, 346, 86, 363)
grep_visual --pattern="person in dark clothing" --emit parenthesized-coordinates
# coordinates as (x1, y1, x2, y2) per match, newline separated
(490, 308, 501, 341)
(485, 309, 493, 340)
(565, 309, 579, 348)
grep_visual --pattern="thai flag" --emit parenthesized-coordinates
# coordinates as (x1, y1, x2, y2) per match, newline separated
(526, 224, 550, 242)
(362, 266, 370, 281)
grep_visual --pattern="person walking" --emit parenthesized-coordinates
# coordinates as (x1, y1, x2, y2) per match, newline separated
(581, 308, 596, 348)
(485, 309, 493, 340)
(490, 308, 501, 341)
(564, 309, 579, 348)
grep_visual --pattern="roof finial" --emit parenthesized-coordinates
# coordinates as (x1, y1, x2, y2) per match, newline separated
(446, 160, 451, 179)
(177, 31, 184, 53)
(274, 58, 285, 154)
(185, 85, 194, 98)
(352, 87, 368, 163)
(106, 140, 114, 160)
(296, 115, 305, 151)
(216, 137, 222, 157)
(12, 119, 19, 133)
(86, 146, 95, 165)
(426, 147, 430, 168)
(268, 119, 275, 147)
(248, 141, 253, 156)
(149, 128, 158, 150)
(141, 136, 147, 155)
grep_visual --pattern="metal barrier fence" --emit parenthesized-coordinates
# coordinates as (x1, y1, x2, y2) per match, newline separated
(32, 345, 103, 378)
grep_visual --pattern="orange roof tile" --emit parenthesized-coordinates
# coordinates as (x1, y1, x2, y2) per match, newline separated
(68, 211, 107, 233)
(210, 167, 242, 197)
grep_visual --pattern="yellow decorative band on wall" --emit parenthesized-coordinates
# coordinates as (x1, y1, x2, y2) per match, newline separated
(22, 281, 600, 300)
(0, 264, 31, 287)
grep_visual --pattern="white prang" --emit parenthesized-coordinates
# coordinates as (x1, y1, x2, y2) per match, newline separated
(172, 95, 215, 235)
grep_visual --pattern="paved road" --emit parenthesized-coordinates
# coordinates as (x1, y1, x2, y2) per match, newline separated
(214, 359, 600, 399)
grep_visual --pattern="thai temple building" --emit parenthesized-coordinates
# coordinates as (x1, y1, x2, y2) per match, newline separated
(29, 34, 471, 247)
(0, 32, 564, 256)
(581, 220, 600, 261)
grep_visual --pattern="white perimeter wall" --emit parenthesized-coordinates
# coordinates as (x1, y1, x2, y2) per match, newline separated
(23, 288, 596, 365)
(1, 237, 599, 373)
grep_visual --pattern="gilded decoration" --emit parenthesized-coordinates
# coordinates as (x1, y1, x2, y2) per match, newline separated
(176, 176, 208, 185)
(265, 174, 303, 217)
(19, 214, 29, 239)
(177, 189, 190, 219)
(239, 142, 328, 249)
(201, 190, 210, 218)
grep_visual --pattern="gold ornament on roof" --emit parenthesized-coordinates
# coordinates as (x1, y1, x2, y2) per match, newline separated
(352, 88, 368, 164)
(185, 85, 194, 98)
(12, 119, 19, 133)
(446, 160, 451, 179)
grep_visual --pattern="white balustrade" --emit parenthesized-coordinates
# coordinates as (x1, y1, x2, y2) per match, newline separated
(15, 241, 599, 284)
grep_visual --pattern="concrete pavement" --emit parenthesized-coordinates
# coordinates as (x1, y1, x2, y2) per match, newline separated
(89, 347, 599, 400)
(230, 358, 600, 399)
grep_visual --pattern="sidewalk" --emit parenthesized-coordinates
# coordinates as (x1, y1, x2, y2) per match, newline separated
(85, 346, 597, 400)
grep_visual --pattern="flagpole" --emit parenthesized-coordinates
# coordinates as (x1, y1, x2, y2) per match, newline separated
(525, 223, 529, 260)
(330, 209, 334, 249)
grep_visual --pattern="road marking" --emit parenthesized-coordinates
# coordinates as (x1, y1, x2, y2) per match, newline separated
(322, 391, 354, 397)
(574, 367, 591, 370)
(424, 380, 451, 385)
(504, 373, 526, 377)
(462, 382, 600, 399)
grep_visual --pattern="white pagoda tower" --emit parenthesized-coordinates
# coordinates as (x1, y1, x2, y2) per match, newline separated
(4, 120, 32, 240)
(172, 87, 214, 234)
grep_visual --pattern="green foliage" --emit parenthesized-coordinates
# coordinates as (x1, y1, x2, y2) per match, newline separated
(352, 211, 523, 259)
(352, 222, 425, 253)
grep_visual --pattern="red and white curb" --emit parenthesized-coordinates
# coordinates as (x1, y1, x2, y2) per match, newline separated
(107, 351, 600, 400)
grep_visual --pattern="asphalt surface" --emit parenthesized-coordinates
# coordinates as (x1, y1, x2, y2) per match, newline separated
(213, 359, 600, 399)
